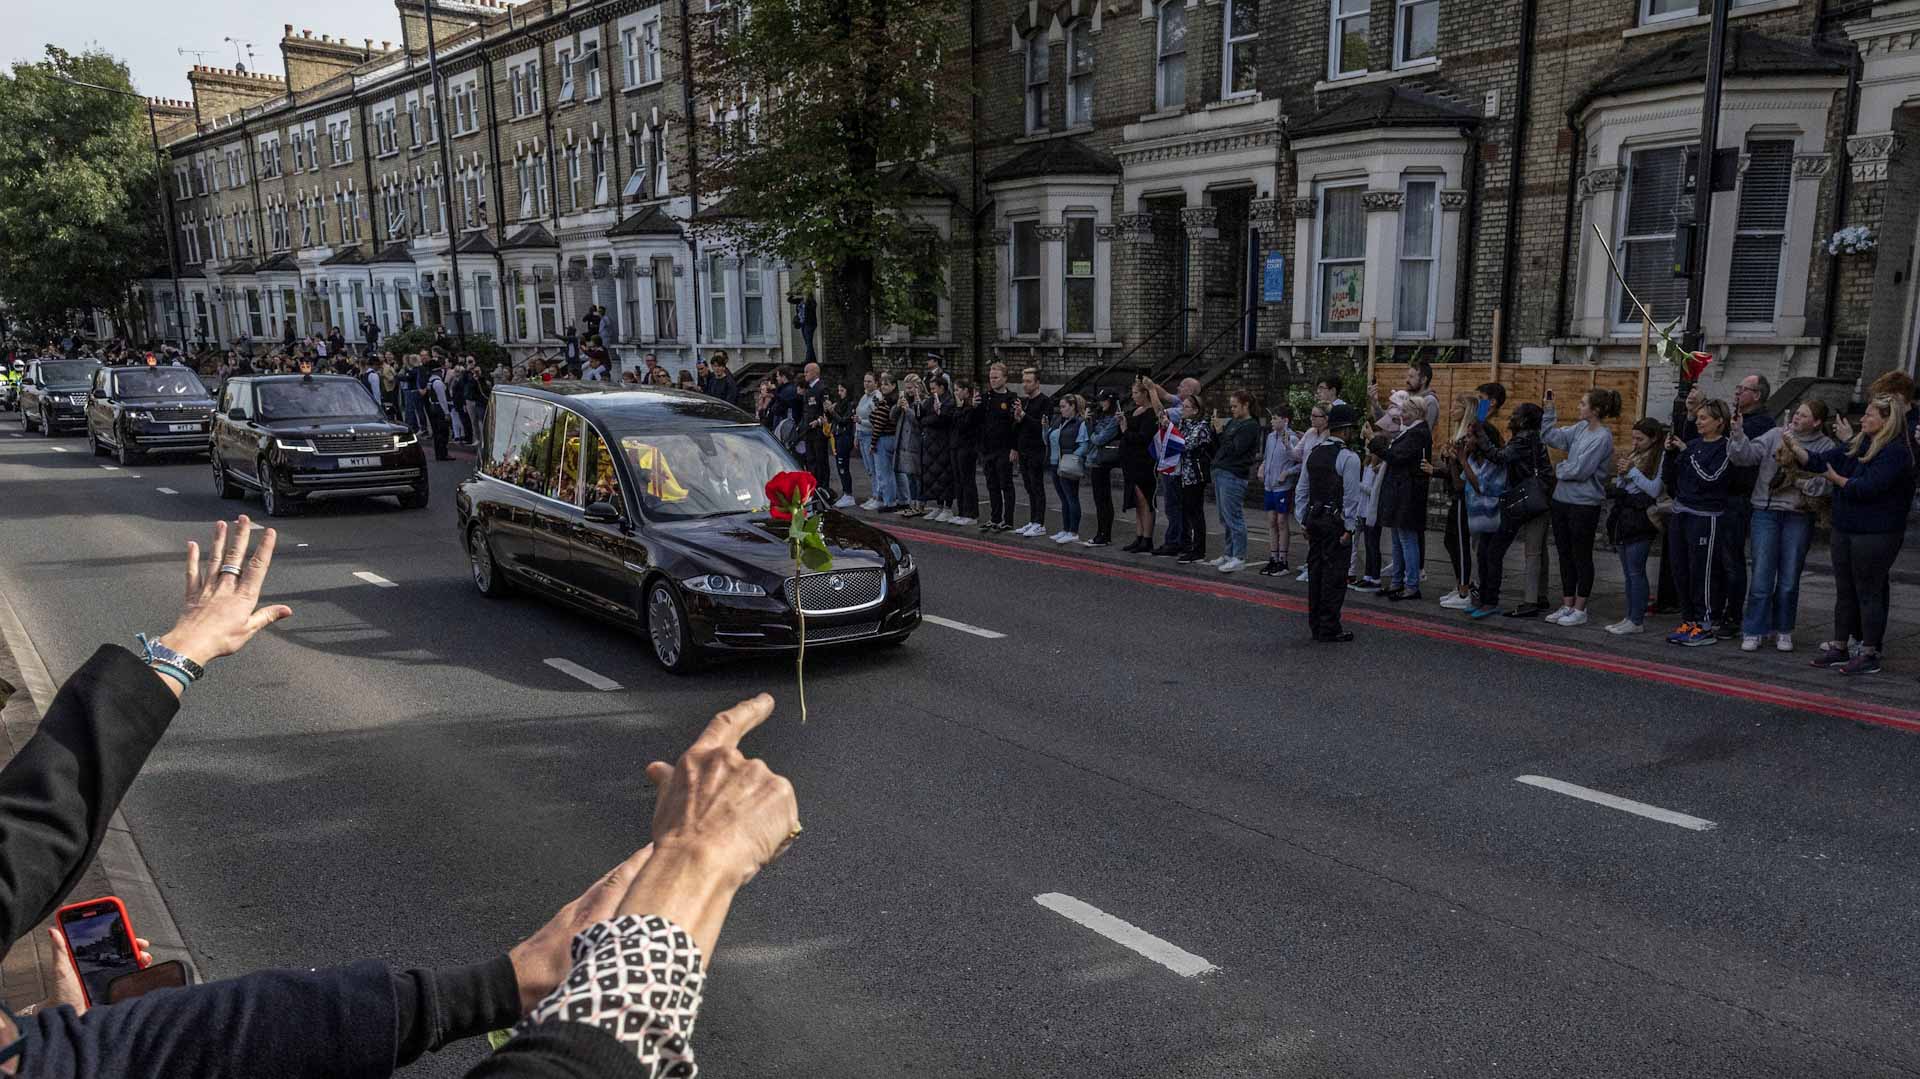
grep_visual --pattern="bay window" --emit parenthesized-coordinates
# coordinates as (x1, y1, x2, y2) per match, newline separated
(1010, 220, 1042, 336)
(1615, 143, 1694, 329)
(1727, 139, 1792, 326)
(652, 256, 679, 339)
(1316, 184, 1366, 335)
(1641, 0, 1694, 24)
(538, 282, 560, 338)
(738, 257, 763, 338)
(1063, 217, 1096, 336)
(1223, 0, 1260, 98)
(476, 273, 499, 336)
(707, 254, 730, 338)
(1395, 179, 1438, 335)
(1156, 2, 1187, 111)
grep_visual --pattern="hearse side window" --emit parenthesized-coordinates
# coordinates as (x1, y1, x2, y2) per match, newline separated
(548, 409, 585, 507)
(486, 396, 557, 492)
(584, 425, 625, 511)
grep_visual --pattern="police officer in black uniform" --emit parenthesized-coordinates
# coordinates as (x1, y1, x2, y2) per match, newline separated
(1302, 404, 1364, 643)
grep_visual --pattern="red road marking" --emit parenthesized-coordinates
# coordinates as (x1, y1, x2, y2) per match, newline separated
(893, 524, 1920, 734)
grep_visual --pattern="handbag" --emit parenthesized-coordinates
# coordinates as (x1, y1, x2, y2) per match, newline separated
(1499, 474, 1550, 526)
(1093, 443, 1122, 469)
(1059, 452, 1086, 480)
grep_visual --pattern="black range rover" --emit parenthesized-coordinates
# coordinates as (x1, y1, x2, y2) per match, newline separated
(211, 374, 428, 516)
(455, 382, 921, 673)
(86, 365, 218, 464)
(19, 359, 101, 435)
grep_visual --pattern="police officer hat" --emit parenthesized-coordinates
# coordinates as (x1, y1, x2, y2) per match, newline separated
(1326, 403, 1358, 430)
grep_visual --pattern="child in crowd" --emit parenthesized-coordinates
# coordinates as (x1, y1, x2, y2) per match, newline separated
(1353, 440, 1385, 592)
(1259, 405, 1300, 576)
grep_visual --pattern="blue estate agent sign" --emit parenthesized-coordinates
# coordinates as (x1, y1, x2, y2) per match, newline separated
(1262, 253, 1285, 303)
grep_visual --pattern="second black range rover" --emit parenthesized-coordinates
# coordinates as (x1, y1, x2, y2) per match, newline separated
(86, 365, 217, 464)
(211, 374, 428, 516)
(19, 359, 101, 435)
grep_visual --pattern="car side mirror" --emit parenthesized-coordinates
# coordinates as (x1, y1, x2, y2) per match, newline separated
(584, 500, 623, 523)
(227, 407, 247, 421)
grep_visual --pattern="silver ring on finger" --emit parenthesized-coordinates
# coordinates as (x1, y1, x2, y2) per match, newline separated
(218, 564, 243, 577)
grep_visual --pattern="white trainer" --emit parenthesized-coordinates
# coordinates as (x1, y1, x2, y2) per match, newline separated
(1606, 619, 1645, 635)
(1776, 633, 1795, 652)
(834, 494, 856, 508)
(1559, 609, 1589, 627)
(1544, 605, 1573, 624)
(1741, 635, 1762, 652)
(1218, 557, 1245, 573)
(860, 498, 880, 511)
(1439, 591, 1475, 610)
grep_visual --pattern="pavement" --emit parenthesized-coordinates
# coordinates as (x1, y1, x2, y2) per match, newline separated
(3, 416, 1920, 1076)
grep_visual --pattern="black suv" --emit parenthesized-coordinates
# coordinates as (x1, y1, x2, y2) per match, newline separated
(211, 374, 428, 516)
(86, 365, 217, 464)
(19, 358, 102, 435)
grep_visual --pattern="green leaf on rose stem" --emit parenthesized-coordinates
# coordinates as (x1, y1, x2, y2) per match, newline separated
(487, 1029, 513, 1052)
(799, 543, 833, 573)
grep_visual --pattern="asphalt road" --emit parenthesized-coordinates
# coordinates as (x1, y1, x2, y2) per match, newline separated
(4, 415, 1920, 1077)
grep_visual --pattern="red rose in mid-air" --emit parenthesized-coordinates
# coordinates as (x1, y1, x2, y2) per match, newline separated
(765, 470, 818, 522)
(1683, 351, 1713, 382)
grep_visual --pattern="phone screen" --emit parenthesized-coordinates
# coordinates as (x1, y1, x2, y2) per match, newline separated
(60, 905, 141, 1005)
(1476, 399, 1492, 422)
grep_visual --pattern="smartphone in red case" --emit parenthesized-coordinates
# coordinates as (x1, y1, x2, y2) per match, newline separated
(55, 896, 146, 1007)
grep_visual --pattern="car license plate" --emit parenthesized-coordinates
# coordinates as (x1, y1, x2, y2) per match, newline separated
(338, 456, 381, 468)
(168, 423, 199, 432)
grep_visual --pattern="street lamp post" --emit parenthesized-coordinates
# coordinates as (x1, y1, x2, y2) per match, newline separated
(49, 74, 187, 354)
(422, 0, 467, 346)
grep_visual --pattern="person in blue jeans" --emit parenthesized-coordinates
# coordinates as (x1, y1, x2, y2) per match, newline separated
(1209, 390, 1262, 572)
(1045, 394, 1089, 542)
(1369, 394, 1433, 600)
(1603, 418, 1667, 634)
(868, 373, 899, 509)
(1729, 400, 1835, 652)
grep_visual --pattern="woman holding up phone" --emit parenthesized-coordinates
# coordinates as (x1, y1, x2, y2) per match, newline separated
(1603, 418, 1668, 634)
(1540, 386, 1621, 627)
(1730, 400, 1834, 652)
(1782, 396, 1915, 674)
(1119, 380, 1160, 552)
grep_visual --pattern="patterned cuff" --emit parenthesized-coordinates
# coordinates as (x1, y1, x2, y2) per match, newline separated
(519, 914, 706, 1074)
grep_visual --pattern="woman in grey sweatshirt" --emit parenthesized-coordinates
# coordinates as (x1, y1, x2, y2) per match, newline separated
(1726, 399, 1837, 650)
(1540, 387, 1621, 627)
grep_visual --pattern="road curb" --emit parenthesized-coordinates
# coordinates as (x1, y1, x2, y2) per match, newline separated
(0, 576, 199, 1006)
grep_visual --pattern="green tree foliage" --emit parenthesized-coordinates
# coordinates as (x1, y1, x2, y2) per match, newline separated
(0, 47, 164, 332)
(687, 0, 965, 379)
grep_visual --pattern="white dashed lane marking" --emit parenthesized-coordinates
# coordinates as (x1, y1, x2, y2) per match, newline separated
(1515, 775, 1718, 832)
(49, 447, 67, 453)
(99, 464, 118, 471)
(156, 487, 177, 495)
(543, 658, 623, 691)
(922, 615, 1007, 640)
(352, 571, 398, 588)
(1034, 893, 1218, 977)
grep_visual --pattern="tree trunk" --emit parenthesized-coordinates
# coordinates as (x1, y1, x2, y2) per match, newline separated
(832, 255, 875, 384)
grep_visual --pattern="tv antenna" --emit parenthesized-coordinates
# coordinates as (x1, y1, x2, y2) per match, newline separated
(176, 47, 215, 66)
(223, 37, 257, 73)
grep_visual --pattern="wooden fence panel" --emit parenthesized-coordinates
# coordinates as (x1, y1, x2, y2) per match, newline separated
(1374, 364, 1644, 449)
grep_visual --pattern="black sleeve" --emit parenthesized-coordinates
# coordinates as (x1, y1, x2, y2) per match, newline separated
(0, 645, 178, 952)
(462, 1021, 650, 1079)
(392, 956, 523, 1064)
(24, 961, 398, 1079)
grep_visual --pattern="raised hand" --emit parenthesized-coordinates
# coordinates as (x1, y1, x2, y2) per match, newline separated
(161, 516, 294, 670)
(1834, 416, 1855, 443)
(509, 844, 657, 1014)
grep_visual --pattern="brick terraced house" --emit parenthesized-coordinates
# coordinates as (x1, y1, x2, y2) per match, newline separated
(139, 0, 1920, 408)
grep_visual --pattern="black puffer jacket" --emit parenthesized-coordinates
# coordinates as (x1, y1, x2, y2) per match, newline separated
(919, 393, 956, 502)
(1368, 424, 1432, 532)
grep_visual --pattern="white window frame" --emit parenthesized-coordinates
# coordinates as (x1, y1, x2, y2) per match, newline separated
(1394, 176, 1439, 337)
(1314, 181, 1368, 337)
(706, 254, 730, 339)
(652, 255, 679, 339)
(592, 137, 609, 205)
(1329, 0, 1371, 80)
(1062, 214, 1097, 337)
(1640, 0, 1696, 25)
(642, 17, 662, 83)
(1727, 137, 1793, 328)
(1394, 0, 1437, 68)
(1155, 1, 1186, 112)
(536, 152, 551, 213)
(1009, 218, 1042, 337)
(407, 98, 423, 146)
(518, 158, 534, 219)
(742, 256, 765, 338)
(622, 29, 642, 88)
(558, 48, 576, 102)
(1222, 0, 1260, 100)
(512, 67, 527, 117)
(582, 40, 602, 101)
(476, 272, 499, 336)
(1024, 34, 1049, 135)
(1611, 141, 1695, 333)
(1066, 21, 1094, 127)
